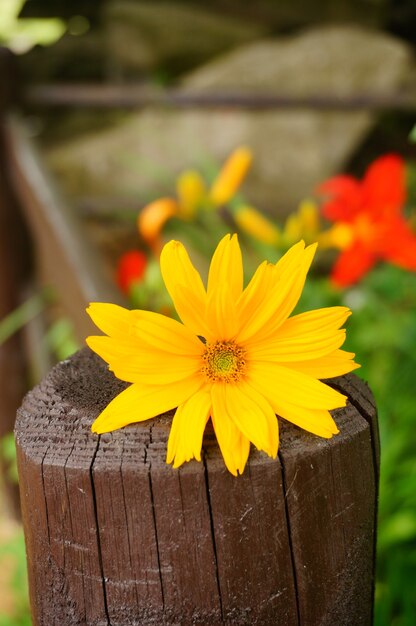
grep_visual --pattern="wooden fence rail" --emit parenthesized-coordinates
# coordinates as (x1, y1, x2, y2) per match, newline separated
(24, 83, 416, 111)
(15, 349, 379, 626)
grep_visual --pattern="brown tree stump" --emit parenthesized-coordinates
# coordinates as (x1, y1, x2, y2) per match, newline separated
(15, 348, 379, 626)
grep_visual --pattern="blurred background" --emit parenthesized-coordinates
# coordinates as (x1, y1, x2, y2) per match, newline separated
(0, 1, 415, 624)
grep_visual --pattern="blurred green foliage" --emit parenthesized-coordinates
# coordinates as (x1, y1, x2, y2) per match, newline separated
(0, 292, 47, 346)
(45, 318, 80, 362)
(0, 0, 65, 54)
(0, 531, 31, 626)
(0, 434, 19, 484)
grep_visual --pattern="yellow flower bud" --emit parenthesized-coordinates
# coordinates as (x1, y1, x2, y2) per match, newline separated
(284, 213, 302, 244)
(210, 147, 252, 206)
(298, 199, 320, 235)
(234, 205, 280, 245)
(176, 170, 207, 219)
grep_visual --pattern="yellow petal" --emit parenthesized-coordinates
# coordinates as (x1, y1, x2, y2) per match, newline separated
(160, 239, 207, 334)
(284, 350, 360, 378)
(236, 241, 315, 344)
(211, 382, 278, 458)
(252, 242, 318, 344)
(275, 240, 309, 276)
(87, 303, 204, 358)
(166, 388, 211, 468)
(234, 205, 280, 245)
(249, 362, 347, 411)
(277, 307, 351, 337)
(227, 382, 278, 457)
(229, 433, 251, 477)
(91, 376, 202, 434)
(89, 337, 200, 385)
(211, 392, 251, 476)
(249, 307, 352, 362)
(86, 303, 135, 339)
(207, 234, 243, 301)
(237, 261, 275, 326)
(237, 264, 301, 344)
(205, 282, 239, 341)
(251, 330, 346, 362)
(275, 400, 339, 438)
(272, 241, 317, 324)
(209, 147, 252, 206)
(86, 335, 138, 365)
(238, 242, 314, 345)
(170, 284, 214, 341)
(137, 198, 178, 244)
(131, 309, 203, 356)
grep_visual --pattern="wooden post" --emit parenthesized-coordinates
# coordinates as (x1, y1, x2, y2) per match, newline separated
(15, 348, 379, 626)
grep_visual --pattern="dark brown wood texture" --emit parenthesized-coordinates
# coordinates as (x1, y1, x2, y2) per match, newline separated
(15, 349, 379, 626)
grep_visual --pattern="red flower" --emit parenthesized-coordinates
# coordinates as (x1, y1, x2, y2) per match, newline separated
(117, 250, 147, 294)
(317, 154, 416, 286)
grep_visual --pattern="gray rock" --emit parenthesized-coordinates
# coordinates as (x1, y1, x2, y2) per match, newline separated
(183, 26, 408, 97)
(46, 26, 412, 215)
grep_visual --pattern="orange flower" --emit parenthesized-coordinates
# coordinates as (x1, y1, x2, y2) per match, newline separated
(317, 154, 416, 286)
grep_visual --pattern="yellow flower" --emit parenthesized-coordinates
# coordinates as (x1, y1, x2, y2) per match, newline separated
(209, 147, 252, 206)
(234, 205, 280, 245)
(86, 235, 359, 476)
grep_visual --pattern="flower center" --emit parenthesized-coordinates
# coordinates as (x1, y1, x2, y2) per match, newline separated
(202, 341, 246, 383)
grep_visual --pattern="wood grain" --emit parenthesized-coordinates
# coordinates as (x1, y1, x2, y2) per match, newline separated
(15, 348, 379, 625)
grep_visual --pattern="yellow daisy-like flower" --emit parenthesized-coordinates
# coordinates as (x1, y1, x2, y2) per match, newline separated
(86, 235, 359, 476)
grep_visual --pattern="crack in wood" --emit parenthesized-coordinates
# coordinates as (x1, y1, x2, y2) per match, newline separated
(278, 450, 301, 626)
(119, 440, 140, 613)
(147, 424, 166, 616)
(90, 436, 111, 626)
(202, 454, 224, 622)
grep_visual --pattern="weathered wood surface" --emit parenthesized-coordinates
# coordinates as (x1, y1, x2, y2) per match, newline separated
(15, 348, 379, 626)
